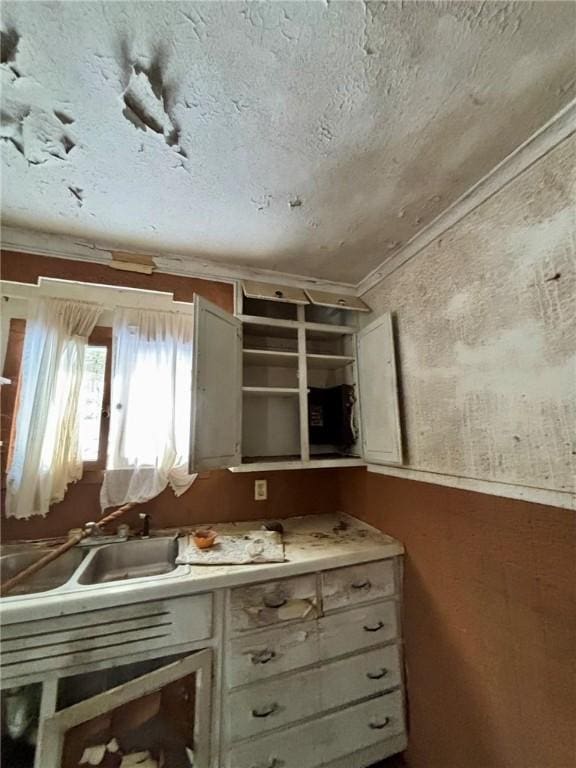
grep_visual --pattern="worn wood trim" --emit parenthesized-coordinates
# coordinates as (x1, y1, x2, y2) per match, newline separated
(297, 305, 310, 462)
(357, 97, 576, 294)
(0, 226, 358, 293)
(367, 464, 576, 510)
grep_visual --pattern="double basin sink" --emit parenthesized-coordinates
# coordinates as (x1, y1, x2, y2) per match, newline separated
(0, 536, 181, 598)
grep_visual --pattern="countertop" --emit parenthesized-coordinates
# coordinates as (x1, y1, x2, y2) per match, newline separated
(0, 513, 403, 624)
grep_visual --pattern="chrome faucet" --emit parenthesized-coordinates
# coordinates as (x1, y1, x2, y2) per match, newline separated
(139, 513, 151, 539)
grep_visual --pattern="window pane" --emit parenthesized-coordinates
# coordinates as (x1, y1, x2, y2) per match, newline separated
(78, 346, 107, 462)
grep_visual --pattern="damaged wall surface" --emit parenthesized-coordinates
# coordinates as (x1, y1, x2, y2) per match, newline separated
(1, 1, 575, 283)
(362, 135, 576, 496)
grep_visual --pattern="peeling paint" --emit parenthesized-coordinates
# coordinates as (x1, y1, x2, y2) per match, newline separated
(0, 1, 575, 281)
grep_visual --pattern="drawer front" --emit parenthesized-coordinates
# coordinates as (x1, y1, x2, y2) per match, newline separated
(321, 559, 396, 612)
(226, 644, 402, 742)
(229, 574, 319, 633)
(227, 620, 320, 688)
(319, 600, 398, 659)
(226, 690, 405, 768)
(1, 593, 213, 681)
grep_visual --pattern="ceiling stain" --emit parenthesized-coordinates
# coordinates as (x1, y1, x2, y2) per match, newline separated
(1, 1, 575, 282)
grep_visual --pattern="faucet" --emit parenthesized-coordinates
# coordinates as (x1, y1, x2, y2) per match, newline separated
(84, 521, 103, 538)
(139, 513, 151, 539)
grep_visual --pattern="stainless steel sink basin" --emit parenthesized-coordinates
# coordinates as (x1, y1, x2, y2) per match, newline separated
(77, 537, 178, 585)
(0, 548, 86, 596)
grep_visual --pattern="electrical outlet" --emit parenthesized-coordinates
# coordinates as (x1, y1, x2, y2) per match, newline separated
(254, 479, 268, 501)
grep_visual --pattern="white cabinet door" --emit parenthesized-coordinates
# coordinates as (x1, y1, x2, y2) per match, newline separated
(357, 312, 402, 465)
(190, 295, 242, 471)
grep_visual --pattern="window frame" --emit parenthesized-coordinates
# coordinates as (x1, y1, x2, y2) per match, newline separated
(81, 326, 112, 475)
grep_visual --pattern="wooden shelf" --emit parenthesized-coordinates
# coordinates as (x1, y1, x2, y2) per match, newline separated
(242, 386, 300, 397)
(307, 354, 354, 370)
(229, 457, 366, 472)
(243, 349, 299, 368)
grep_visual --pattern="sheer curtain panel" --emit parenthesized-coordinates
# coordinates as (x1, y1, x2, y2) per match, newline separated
(6, 298, 102, 519)
(100, 308, 197, 510)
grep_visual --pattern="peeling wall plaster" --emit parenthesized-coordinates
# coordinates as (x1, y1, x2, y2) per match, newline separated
(363, 135, 576, 493)
(1, 1, 575, 283)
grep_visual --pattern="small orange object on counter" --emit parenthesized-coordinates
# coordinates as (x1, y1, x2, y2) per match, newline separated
(193, 529, 218, 549)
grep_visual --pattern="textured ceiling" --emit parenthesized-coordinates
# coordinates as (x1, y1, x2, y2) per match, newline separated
(1, 1, 575, 284)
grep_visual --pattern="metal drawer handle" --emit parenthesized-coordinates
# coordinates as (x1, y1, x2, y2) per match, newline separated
(251, 703, 279, 718)
(363, 621, 385, 632)
(263, 595, 287, 609)
(337, 298, 347, 306)
(251, 649, 276, 665)
(367, 668, 389, 680)
(369, 717, 391, 730)
(250, 759, 283, 768)
(351, 579, 371, 590)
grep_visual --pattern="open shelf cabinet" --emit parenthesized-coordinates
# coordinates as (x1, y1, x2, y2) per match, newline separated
(188, 282, 403, 473)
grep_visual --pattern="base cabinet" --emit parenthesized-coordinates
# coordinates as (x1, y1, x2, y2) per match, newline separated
(221, 556, 406, 768)
(1, 536, 405, 768)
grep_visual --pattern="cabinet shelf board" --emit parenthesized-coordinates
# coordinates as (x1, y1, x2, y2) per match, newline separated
(240, 314, 356, 336)
(229, 457, 366, 472)
(307, 354, 355, 370)
(243, 349, 299, 368)
(242, 386, 300, 397)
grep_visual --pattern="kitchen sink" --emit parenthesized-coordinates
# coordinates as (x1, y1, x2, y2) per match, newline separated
(0, 547, 86, 596)
(77, 537, 179, 585)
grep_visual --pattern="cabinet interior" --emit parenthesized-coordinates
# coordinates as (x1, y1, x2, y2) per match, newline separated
(238, 290, 362, 468)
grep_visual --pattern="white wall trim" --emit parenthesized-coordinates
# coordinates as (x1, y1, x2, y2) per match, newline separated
(367, 464, 575, 511)
(0, 226, 358, 295)
(357, 97, 576, 295)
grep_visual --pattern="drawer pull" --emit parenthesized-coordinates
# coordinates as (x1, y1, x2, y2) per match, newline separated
(367, 668, 389, 680)
(263, 595, 287, 609)
(351, 579, 372, 590)
(369, 717, 391, 730)
(274, 290, 284, 298)
(251, 649, 276, 665)
(363, 621, 385, 632)
(251, 703, 279, 718)
(250, 759, 283, 768)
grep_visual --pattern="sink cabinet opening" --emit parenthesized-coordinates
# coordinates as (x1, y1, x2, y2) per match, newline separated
(41, 649, 212, 768)
(1, 683, 42, 768)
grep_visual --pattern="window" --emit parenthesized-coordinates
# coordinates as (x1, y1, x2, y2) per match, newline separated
(78, 345, 107, 462)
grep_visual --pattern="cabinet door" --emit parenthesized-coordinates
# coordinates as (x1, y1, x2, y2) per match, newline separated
(190, 295, 242, 471)
(38, 649, 212, 768)
(356, 312, 402, 465)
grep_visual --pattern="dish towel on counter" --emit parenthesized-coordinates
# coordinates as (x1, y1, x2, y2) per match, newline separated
(177, 531, 285, 565)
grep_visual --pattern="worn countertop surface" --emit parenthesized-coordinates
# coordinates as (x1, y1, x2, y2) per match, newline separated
(1, 513, 403, 623)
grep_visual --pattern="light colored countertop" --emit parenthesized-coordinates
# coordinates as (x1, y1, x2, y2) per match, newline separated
(0, 513, 403, 624)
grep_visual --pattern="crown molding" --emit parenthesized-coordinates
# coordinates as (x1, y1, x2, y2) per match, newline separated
(357, 97, 576, 296)
(0, 226, 358, 295)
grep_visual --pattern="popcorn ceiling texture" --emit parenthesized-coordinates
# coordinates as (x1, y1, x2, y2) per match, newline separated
(1, 1, 575, 283)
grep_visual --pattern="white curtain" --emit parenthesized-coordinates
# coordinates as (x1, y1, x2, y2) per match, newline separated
(100, 308, 197, 510)
(6, 298, 102, 519)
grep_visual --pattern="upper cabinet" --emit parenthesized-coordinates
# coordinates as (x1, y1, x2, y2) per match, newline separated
(189, 284, 402, 473)
(190, 296, 242, 472)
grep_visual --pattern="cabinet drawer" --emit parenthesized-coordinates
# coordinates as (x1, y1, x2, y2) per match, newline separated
(321, 559, 396, 612)
(226, 644, 402, 742)
(229, 574, 319, 633)
(227, 620, 320, 688)
(319, 600, 398, 658)
(226, 689, 405, 768)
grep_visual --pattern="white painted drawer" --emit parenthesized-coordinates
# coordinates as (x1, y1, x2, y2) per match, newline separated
(229, 574, 319, 633)
(1, 594, 213, 681)
(226, 644, 402, 742)
(321, 559, 396, 612)
(227, 619, 320, 688)
(226, 689, 405, 768)
(319, 600, 398, 658)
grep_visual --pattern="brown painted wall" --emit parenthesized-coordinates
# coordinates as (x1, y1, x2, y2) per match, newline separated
(339, 469, 576, 768)
(0, 251, 341, 541)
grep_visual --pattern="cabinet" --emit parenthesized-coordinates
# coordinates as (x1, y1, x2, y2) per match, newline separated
(190, 282, 402, 473)
(221, 558, 406, 768)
